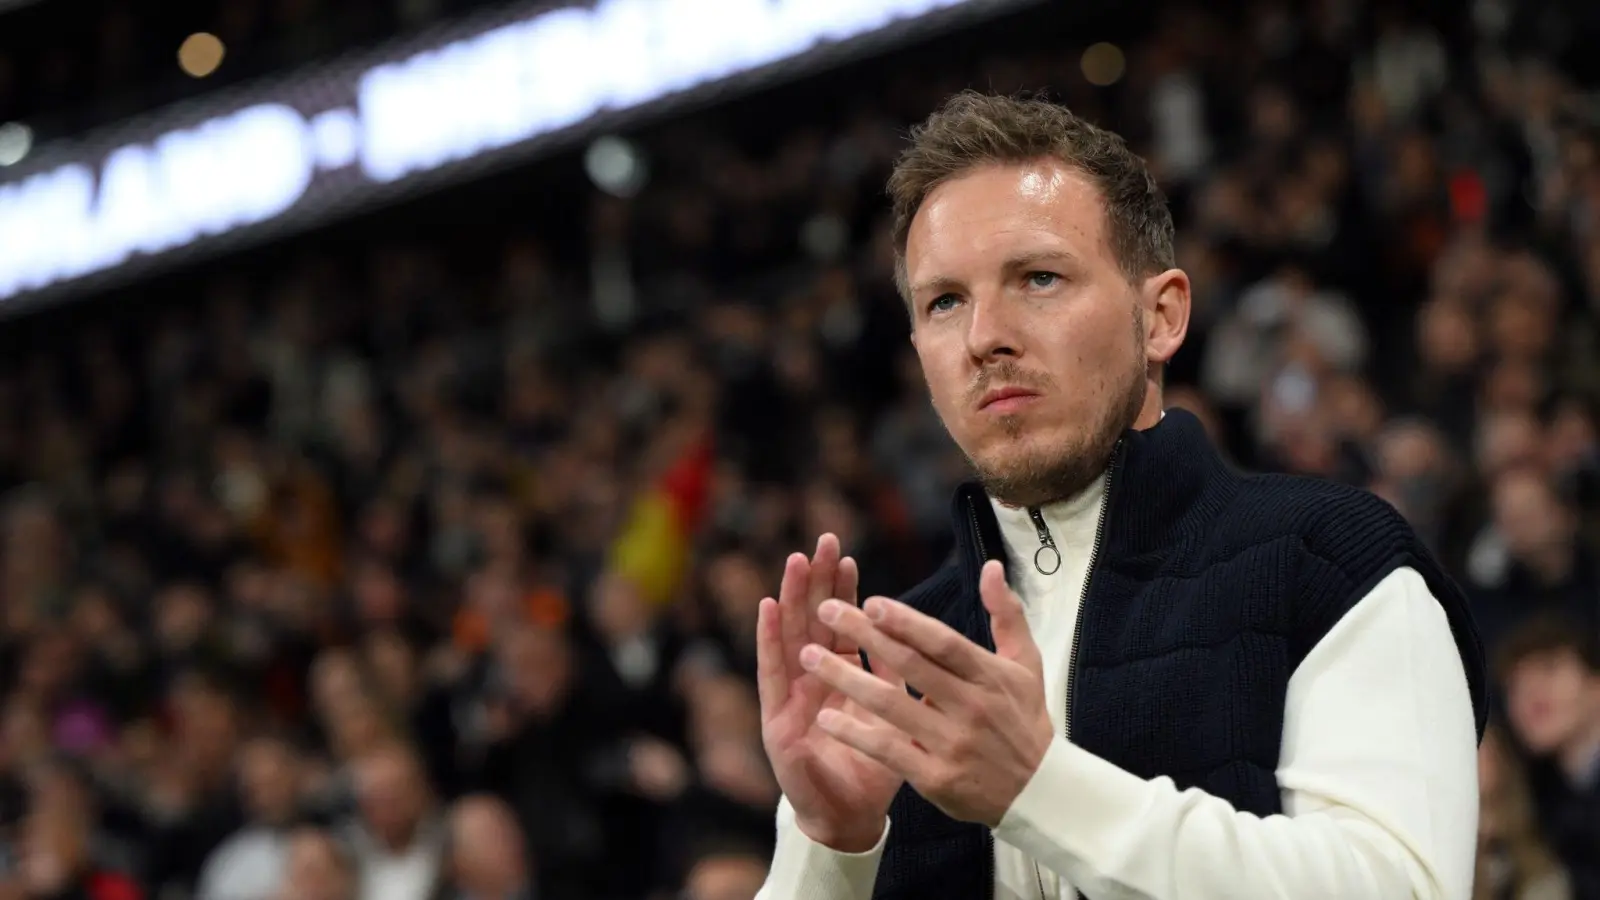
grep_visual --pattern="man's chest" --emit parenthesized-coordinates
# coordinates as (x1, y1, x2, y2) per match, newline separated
(995, 559, 1094, 900)
(1012, 549, 1093, 734)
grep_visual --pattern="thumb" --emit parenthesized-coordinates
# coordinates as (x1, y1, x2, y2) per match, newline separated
(980, 560, 1039, 671)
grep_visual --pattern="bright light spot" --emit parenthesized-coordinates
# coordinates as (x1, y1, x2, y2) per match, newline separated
(584, 135, 647, 198)
(1081, 42, 1125, 87)
(179, 33, 226, 78)
(310, 109, 361, 169)
(0, 122, 31, 167)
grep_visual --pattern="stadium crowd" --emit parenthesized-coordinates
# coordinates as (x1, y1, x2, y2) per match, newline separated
(3, 1, 1600, 899)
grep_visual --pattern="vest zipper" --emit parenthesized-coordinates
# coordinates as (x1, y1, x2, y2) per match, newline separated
(1026, 507, 1062, 575)
(1051, 441, 1123, 900)
(1024, 511, 1057, 899)
(968, 496, 989, 563)
(973, 441, 1122, 900)
(1066, 440, 1122, 746)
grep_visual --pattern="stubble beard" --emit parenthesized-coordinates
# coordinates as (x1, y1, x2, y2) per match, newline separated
(967, 315, 1150, 508)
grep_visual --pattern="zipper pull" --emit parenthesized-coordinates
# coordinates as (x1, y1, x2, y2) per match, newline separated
(1027, 507, 1061, 575)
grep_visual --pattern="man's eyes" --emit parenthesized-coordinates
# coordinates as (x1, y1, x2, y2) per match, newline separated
(925, 272, 1061, 314)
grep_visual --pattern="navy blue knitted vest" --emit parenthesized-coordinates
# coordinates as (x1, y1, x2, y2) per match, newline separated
(867, 409, 1488, 900)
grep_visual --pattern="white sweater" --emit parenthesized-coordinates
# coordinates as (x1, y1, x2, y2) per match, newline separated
(758, 476, 1479, 900)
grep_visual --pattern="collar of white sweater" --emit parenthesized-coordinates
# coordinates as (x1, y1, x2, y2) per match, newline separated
(989, 474, 1106, 595)
(986, 412, 1165, 601)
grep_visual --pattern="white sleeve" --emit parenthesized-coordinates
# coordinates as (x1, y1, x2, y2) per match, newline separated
(754, 796, 889, 900)
(992, 565, 1479, 900)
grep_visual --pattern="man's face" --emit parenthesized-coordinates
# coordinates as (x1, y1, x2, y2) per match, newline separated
(500, 628, 572, 716)
(906, 160, 1152, 507)
(280, 832, 353, 900)
(239, 739, 299, 826)
(448, 802, 525, 891)
(1506, 650, 1598, 755)
(355, 752, 425, 845)
(1492, 471, 1571, 562)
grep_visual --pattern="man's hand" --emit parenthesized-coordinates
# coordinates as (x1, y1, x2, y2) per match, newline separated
(757, 533, 906, 852)
(800, 560, 1052, 827)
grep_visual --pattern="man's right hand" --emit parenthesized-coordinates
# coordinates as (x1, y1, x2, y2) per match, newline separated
(757, 533, 905, 853)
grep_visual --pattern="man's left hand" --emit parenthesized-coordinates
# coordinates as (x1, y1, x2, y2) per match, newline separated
(799, 559, 1053, 827)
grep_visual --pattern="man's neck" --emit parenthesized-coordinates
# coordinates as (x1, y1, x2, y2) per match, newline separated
(376, 817, 430, 855)
(990, 467, 1108, 577)
(990, 407, 1164, 512)
(993, 472, 1104, 512)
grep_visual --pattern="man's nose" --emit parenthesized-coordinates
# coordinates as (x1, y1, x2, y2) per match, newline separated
(964, 293, 1023, 361)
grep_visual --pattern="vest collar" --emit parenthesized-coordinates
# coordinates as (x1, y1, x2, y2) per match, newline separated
(951, 408, 1235, 586)
(1103, 406, 1236, 563)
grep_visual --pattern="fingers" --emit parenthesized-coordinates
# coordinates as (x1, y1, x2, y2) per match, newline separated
(819, 599, 965, 702)
(754, 597, 789, 721)
(777, 552, 811, 672)
(816, 705, 929, 780)
(806, 534, 842, 647)
(835, 552, 859, 604)
(800, 642, 938, 739)
(980, 560, 1041, 672)
(832, 554, 861, 655)
(853, 596, 991, 682)
(862, 637, 907, 691)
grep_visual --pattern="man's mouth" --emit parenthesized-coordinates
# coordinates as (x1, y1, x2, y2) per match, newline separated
(978, 386, 1041, 413)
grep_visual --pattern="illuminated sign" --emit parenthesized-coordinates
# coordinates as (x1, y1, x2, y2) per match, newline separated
(0, 0, 1037, 309)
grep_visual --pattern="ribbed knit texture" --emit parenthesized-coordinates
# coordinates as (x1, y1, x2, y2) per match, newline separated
(868, 409, 1487, 900)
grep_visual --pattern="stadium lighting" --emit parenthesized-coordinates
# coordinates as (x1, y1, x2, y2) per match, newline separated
(179, 33, 226, 78)
(584, 136, 648, 198)
(0, 0, 1040, 306)
(0, 122, 31, 167)
(1081, 42, 1125, 87)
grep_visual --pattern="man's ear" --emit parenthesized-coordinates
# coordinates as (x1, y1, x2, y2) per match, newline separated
(1142, 268, 1191, 367)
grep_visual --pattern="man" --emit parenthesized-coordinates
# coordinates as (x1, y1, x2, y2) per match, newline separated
(1472, 467, 1600, 651)
(1496, 614, 1600, 899)
(196, 735, 305, 900)
(11, 771, 143, 900)
(342, 743, 445, 900)
(754, 92, 1487, 900)
(273, 828, 356, 900)
(441, 795, 534, 900)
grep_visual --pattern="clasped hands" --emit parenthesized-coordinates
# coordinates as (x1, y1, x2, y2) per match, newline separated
(802, 557, 1055, 828)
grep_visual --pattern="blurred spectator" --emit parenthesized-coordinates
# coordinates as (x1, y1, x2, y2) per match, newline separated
(1496, 616, 1600, 899)
(195, 735, 304, 900)
(441, 795, 531, 900)
(12, 769, 142, 900)
(1476, 724, 1572, 900)
(140, 672, 247, 898)
(272, 827, 356, 900)
(4, 1, 1600, 896)
(1470, 469, 1600, 650)
(342, 743, 444, 900)
(471, 624, 685, 898)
